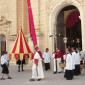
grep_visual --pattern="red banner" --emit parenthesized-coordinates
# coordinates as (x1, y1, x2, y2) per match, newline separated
(27, 0, 37, 47)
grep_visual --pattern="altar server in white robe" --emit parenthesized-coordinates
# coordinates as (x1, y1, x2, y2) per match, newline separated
(43, 48, 51, 71)
(30, 47, 44, 81)
(71, 47, 76, 71)
(74, 50, 81, 75)
(64, 48, 75, 80)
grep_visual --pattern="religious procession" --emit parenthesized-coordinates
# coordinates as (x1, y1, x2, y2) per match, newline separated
(1, 0, 85, 85)
(0, 29, 85, 81)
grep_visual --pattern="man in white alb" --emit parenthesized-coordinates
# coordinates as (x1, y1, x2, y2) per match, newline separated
(30, 47, 44, 81)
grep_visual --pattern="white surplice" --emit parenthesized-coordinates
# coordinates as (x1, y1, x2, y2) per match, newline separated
(32, 52, 44, 79)
(65, 53, 75, 70)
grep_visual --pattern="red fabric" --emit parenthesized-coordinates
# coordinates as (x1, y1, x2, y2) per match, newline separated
(11, 29, 32, 61)
(34, 59, 38, 65)
(22, 31, 31, 53)
(66, 11, 80, 28)
(12, 34, 19, 53)
(37, 51, 43, 59)
(32, 51, 42, 60)
(24, 54, 29, 59)
(20, 31, 24, 53)
(55, 50, 63, 59)
(15, 54, 19, 60)
(27, 0, 37, 47)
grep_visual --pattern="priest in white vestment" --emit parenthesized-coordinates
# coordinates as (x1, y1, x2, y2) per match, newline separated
(30, 47, 44, 81)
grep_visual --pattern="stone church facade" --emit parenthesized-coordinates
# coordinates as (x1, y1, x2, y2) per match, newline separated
(0, 0, 85, 54)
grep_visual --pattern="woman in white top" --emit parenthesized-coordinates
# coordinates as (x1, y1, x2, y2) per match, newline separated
(0, 51, 12, 80)
(72, 48, 81, 75)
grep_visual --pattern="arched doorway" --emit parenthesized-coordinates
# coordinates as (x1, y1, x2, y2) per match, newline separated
(56, 5, 82, 52)
(0, 34, 6, 55)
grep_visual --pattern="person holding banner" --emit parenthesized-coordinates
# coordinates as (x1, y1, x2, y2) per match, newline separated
(30, 47, 44, 81)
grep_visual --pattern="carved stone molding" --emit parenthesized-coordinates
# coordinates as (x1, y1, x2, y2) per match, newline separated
(0, 16, 11, 26)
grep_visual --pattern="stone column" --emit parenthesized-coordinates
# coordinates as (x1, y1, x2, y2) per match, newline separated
(80, 4, 85, 50)
(17, 0, 23, 31)
(38, 0, 49, 51)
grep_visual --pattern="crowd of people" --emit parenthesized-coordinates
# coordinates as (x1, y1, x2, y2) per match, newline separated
(64, 47, 81, 80)
(30, 46, 84, 81)
(0, 46, 84, 81)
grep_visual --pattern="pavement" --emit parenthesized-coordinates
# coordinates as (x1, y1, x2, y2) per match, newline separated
(0, 64, 85, 85)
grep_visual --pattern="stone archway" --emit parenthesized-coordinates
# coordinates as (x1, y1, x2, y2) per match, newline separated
(56, 5, 82, 52)
(49, 0, 83, 52)
(49, 0, 85, 52)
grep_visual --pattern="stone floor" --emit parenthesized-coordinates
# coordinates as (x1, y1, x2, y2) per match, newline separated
(0, 64, 85, 85)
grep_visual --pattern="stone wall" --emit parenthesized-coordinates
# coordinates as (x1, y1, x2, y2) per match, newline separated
(0, 0, 17, 35)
